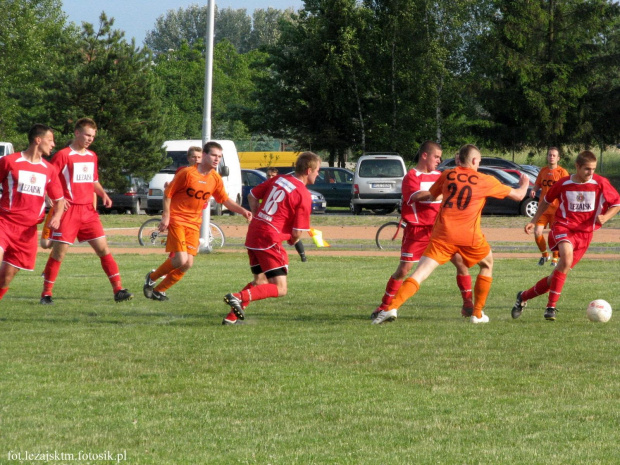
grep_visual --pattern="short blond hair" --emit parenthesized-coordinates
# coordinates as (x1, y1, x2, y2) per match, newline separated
(295, 152, 321, 175)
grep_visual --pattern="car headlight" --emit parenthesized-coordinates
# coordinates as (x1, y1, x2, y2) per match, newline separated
(311, 193, 324, 201)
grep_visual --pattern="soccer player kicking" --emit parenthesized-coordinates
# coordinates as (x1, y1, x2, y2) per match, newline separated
(512, 150, 620, 321)
(39, 118, 133, 304)
(143, 142, 251, 301)
(221, 152, 320, 325)
(372, 144, 529, 325)
(372, 141, 474, 320)
(0, 125, 65, 302)
(531, 147, 569, 266)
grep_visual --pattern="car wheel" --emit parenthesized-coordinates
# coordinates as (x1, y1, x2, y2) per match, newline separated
(521, 198, 538, 218)
(350, 202, 362, 215)
(371, 207, 395, 215)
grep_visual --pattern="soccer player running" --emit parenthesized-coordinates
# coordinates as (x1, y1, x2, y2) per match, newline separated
(531, 147, 569, 266)
(0, 125, 65, 302)
(143, 142, 251, 301)
(221, 152, 320, 325)
(39, 118, 133, 304)
(512, 150, 620, 321)
(371, 141, 474, 320)
(372, 144, 529, 324)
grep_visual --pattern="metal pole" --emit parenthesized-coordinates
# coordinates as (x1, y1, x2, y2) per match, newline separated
(199, 0, 215, 253)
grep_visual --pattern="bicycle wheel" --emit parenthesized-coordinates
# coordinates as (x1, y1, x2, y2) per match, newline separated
(138, 218, 167, 247)
(207, 222, 225, 248)
(375, 221, 401, 251)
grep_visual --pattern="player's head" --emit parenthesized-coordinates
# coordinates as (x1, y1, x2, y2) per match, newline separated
(457, 144, 480, 168)
(416, 141, 442, 171)
(28, 124, 55, 156)
(187, 146, 203, 165)
(73, 117, 97, 149)
(201, 141, 223, 171)
(547, 147, 560, 166)
(267, 168, 279, 178)
(295, 151, 321, 185)
(574, 150, 597, 183)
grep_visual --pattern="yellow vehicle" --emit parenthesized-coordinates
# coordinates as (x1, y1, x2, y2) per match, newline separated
(238, 151, 299, 169)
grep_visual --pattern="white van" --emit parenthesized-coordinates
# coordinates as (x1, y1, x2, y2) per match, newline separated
(350, 153, 407, 215)
(0, 142, 15, 158)
(146, 140, 243, 215)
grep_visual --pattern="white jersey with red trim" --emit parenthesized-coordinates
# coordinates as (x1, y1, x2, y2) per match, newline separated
(400, 169, 441, 225)
(545, 174, 620, 233)
(0, 152, 64, 226)
(245, 174, 312, 249)
(52, 146, 99, 205)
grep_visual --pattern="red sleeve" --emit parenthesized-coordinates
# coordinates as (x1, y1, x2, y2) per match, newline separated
(46, 165, 64, 201)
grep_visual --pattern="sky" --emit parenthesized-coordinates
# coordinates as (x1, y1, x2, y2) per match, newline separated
(61, 0, 304, 46)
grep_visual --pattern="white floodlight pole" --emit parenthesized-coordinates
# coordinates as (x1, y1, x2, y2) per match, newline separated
(199, 0, 216, 253)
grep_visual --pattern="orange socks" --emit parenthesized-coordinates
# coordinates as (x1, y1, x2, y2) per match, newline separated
(390, 278, 420, 310)
(473, 275, 492, 318)
(151, 258, 175, 281)
(535, 235, 548, 255)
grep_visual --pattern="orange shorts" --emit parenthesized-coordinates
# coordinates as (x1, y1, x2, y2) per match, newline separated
(165, 223, 200, 256)
(536, 206, 557, 228)
(423, 238, 491, 268)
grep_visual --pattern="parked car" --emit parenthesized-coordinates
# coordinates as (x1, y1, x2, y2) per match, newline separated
(98, 176, 148, 214)
(311, 167, 354, 208)
(241, 169, 327, 214)
(438, 156, 539, 177)
(501, 168, 537, 186)
(350, 154, 407, 215)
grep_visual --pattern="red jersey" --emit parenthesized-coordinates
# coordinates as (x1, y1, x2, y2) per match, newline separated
(245, 174, 312, 249)
(0, 152, 64, 226)
(401, 169, 441, 225)
(545, 174, 620, 233)
(53, 146, 99, 205)
(429, 167, 511, 246)
(164, 166, 228, 231)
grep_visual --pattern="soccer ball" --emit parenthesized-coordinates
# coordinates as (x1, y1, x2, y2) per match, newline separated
(586, 300, 612, 323)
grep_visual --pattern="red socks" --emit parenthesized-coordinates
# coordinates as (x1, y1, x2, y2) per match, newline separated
(100, 254, 123, 293)
(41, 256, 62, 297)
(379, 277, 403, 310)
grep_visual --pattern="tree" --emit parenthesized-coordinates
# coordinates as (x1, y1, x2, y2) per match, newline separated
(21, 14, 168, 191)
(470, 0, 620, 151)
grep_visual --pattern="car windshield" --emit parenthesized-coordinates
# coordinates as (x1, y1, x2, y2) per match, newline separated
(359, 160, 404, 178)
(162, 150, 192, 172)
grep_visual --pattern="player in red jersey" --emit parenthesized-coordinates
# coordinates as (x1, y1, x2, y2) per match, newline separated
(372, 144, 529, 324)
(39, 118, 133, 304)
(371, 141, 473, 319)
(143, 142, 251, 301)
(0, 124, 65, 302)
(512, 150, 620, 321)
(531, 147, 570, 266)
(221, 152, 320, 325)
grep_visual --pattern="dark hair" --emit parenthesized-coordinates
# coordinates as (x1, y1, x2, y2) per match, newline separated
(416, 141, 442, 162)
(576, 150, 596, 167)
(28, 124, 53, 144)
(548, 146, 560, 155)
(458, 144, 479, 165)
(295, 152, 321, 175)
(75, 117, 97, 131)
(203, 141, 223, 154)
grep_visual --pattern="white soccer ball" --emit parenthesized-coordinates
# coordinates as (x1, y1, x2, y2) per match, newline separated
(586, 300, 612, 323)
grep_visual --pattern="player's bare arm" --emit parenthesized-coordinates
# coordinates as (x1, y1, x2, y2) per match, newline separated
(223, 198, 252, 222)
(506, 173, 529, 202)
(248, 194, 260, 217)
(94, 181, 112, 208)
(47, 199, 66, 230)
(288, 229, 303, 246)
(159, 197, 171, 232)
(597, 205, 620, 226)
(410, 190, 435, 202)
(525, 198, 550, 234)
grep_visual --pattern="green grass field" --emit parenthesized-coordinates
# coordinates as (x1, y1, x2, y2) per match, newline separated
(1, 251, 619, 464)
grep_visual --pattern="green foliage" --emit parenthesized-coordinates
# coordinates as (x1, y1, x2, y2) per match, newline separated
(1, 253, 619, 463)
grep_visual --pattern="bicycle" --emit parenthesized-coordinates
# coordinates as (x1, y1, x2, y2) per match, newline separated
(375, 219, 403, 250)
(138, 217, 226, 250)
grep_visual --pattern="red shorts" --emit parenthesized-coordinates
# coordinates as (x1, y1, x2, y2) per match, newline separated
(247, 243, 289, 276)
(166, 223, 199, 256)
(401, 224, 432, 262)
(0, 217, 38, 271)
(51, 203, 105, 244)
(423, 238, 491, 268)
(548, 224, 593, 268)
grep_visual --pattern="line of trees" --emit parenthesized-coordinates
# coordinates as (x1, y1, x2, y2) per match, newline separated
(1, 0, 619, 189)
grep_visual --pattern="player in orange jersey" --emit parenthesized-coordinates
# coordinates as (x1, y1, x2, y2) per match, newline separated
(372, 144, 529, 324)
(531, 147, 569, 266)
(143, 142, 251, 301)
